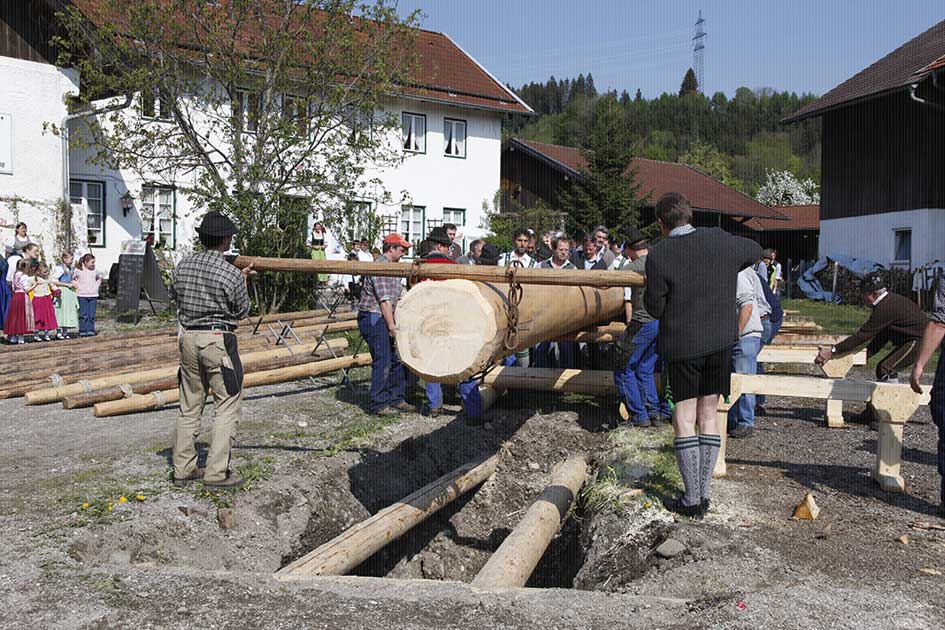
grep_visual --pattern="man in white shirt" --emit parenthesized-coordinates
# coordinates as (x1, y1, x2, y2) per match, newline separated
(534, 234, 577, 368)
(498, 228, 535, 268)
(355, 240, 374, 263)
(728, 263, 770, 439)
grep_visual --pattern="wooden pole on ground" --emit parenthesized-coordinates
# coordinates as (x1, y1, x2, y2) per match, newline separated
(472, 456, 587, 589)
(93, 353, 372, 417)
(23, 340, 335, 405)
(395, 279, 623, 383)
(481, 366, 616, 396)
(234, 256, 645, 288)
(275, 455, 498, 580)
(63, 338, 349, 409)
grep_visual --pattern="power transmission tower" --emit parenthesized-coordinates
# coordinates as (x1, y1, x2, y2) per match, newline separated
(693, 10, 706, 93)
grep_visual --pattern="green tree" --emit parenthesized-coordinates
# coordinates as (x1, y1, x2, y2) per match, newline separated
(560, 97, 641, 231)
(56, 0, 419, 311)
(679, 68, 699, 96)
(679, 141, 743, 190)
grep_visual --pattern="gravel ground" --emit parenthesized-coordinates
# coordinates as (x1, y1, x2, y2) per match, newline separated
(0, 361, 943, 629)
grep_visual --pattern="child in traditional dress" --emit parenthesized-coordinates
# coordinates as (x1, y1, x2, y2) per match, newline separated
(52, 252, 79, 338)
(4, 259, 35, 344)
(75, 254, 103, 337)
(31, 263, 58, 341)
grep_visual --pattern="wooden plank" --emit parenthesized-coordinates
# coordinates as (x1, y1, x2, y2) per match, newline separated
(276, 456, 498, 580)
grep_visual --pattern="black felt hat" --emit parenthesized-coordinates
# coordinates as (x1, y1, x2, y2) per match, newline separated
(196, 211, 238, 237)
(623, 227, 648, 250)
(479, 242, 500, 265)
(860, 271, 886, 293)
(427, 227, 452, 247)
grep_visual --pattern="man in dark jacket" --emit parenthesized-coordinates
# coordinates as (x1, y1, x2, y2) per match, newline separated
(570, 235, 608, 270)
(644, 192, 762, 517)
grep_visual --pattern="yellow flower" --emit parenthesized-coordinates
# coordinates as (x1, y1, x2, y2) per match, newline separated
(118, 496, 128, 503)
(81, 502, 90, 509)
(107, 503, 113, 512)
(135, 494, 145, 502)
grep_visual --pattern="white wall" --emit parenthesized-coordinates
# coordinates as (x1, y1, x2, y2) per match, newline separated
(819, 208, 945, 268)
(70, 94, 503, 269)
(0, 56, 79, 257)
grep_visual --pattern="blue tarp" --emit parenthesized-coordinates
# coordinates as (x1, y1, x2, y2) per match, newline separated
(797, 256, 885, 303)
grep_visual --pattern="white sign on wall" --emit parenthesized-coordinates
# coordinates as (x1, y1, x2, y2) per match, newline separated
(0, 113, 11, 175)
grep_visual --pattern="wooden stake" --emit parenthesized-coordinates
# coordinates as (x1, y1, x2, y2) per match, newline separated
(472, 456, 587, 589)
(275, 456, 498, 580)
(395, 279, 623, 383)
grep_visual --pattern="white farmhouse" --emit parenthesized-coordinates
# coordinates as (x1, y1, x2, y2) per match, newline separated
(1, 1, 531, 269)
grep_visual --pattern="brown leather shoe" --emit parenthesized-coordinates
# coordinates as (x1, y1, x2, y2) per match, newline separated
(392, 401, 418, 413)
(173, 467, 205, 488)
(202, 472, 244, 490)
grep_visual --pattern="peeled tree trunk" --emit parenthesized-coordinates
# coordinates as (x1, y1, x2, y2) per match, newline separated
(394, 279, 624, 383)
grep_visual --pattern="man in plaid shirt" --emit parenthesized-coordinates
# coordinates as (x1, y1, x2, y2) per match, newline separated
(358, 233, 416, 415)
(169, 211, 255, 490)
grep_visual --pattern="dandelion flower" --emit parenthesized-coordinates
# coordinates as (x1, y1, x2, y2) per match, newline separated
(136, 494, 145, 502)
(81, 502, 89, 509)
(107, 503, 113, 512)
(118, 496, 128, 503)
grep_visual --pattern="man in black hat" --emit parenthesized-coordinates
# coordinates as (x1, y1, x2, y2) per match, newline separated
(169, 210, 255, 489)
(816, 271, 928, 422)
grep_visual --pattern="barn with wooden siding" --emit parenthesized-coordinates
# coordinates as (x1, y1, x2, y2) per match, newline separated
(501, 137, 786, 231)
(784, 19, 945, 270)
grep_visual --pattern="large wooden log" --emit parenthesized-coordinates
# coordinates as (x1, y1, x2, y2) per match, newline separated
(395, 279, 624, 383)
(234, 256, 645, 288)
(93, 353, 372, 417)
(275, 455, 498, 580)
(23, 340, 334, 405)
(63, 338, 349, 409)
(472, 456, 587, 589)
(481, 367, 616, 396)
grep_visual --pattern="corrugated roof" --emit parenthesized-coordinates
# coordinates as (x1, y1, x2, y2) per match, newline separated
(509, 138, 786, 220)
(744, 205, 820, 231)
(65, 0, 531, 114)
(785, 18, 945, 122)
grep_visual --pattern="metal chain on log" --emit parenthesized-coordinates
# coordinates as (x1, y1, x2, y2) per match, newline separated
(503, 263, 524, 352)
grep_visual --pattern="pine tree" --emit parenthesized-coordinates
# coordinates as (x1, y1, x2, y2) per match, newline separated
(571, 74, 586, 100)
(585, 73, 597, 97)
(634, 88, 642, 102)
(679, 68, 698, 96)
(560, 96, 641, 231)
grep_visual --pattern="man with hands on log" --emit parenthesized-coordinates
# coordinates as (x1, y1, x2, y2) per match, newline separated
(358, 233, 416, 417)
(644, 192, 762, 517)
(816, 272, 927, 425)
(909, 277, 945, 517)
(170, 211, 255, 490)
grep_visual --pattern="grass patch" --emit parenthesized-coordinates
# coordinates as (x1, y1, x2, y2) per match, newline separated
(41, 470, 167, 528)
(189, 455, 276, 508)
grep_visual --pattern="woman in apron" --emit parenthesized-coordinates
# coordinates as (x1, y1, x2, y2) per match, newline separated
(52, 252, 79, 338)
(309, 224, 329, 284)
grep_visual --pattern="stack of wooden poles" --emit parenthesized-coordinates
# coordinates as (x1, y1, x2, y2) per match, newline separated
(4, 308, 370, 417)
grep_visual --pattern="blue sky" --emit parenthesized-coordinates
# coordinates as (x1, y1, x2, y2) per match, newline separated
(395, 0, 945, 98)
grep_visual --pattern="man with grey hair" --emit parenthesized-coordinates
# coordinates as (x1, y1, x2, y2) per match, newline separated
(456, 239, 484, 265)
(592, 225, 616, 267)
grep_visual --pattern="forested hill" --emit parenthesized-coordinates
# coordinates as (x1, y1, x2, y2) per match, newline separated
(504, 72, 822, 197)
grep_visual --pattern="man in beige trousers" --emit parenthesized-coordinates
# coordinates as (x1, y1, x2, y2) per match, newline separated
(169, 211, 254, 489)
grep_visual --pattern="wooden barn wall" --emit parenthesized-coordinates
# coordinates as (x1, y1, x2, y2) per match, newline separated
(821, 87, 945, 220)
(0, 0, 58, 64)
(501, 148, 569, 211)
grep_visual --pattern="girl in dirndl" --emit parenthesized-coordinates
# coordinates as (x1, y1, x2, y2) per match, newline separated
(31, 263, 58, 341)
(4, 259, 35, 343)
(52, 251, 79, 338)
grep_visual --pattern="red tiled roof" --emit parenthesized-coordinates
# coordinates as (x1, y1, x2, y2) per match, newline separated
(509, 138, 786, 220)
(744, 205, 820, 232)
(65, 0, 531, 114)
(786, 18, 945, 122)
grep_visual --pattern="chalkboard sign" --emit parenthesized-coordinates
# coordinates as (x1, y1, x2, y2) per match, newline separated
(116, 241, 168, 322)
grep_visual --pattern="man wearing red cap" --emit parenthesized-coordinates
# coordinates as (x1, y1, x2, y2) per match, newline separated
(358, 233, 416, 416)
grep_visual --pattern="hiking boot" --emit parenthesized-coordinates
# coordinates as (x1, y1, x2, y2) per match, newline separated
(202, 472, 244, 490)
(172, 468, 205, 488)
(662, 495, 704, 519)
(392, 401, 418, 413)
(701, 498, 711, 514)
(428, 407, 442, 418)
(729, 425, 754, 439)
(650, 414, 673, 427)
(631, 416, 651, 428)
(374, 406, 400, 417)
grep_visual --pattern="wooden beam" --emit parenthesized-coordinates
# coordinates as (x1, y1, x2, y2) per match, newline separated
(481, 367, 616, 396)
(472, 456, 587, 589)
(395, 280, 623, 383)
(93, 354, 372, 417)
(275, 456, 498, 580)
(234, 256, 645, 288)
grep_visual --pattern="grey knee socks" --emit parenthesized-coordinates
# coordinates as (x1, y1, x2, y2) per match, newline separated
(699, 434, 722, 501)
(674, 436, 701, 507)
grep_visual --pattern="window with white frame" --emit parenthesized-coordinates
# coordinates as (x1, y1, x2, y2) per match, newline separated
(142, 186, 175, 248)
(443, 118, 466, 158)
(233, 89, 259, 132)
(347, 108, 374, 147)
(142, 88, 172, 121)
(894, 229, 912, 264)
(402, 112, 426, 153)
(70, 180, 105, 247)
(400, 205, 425, 246)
